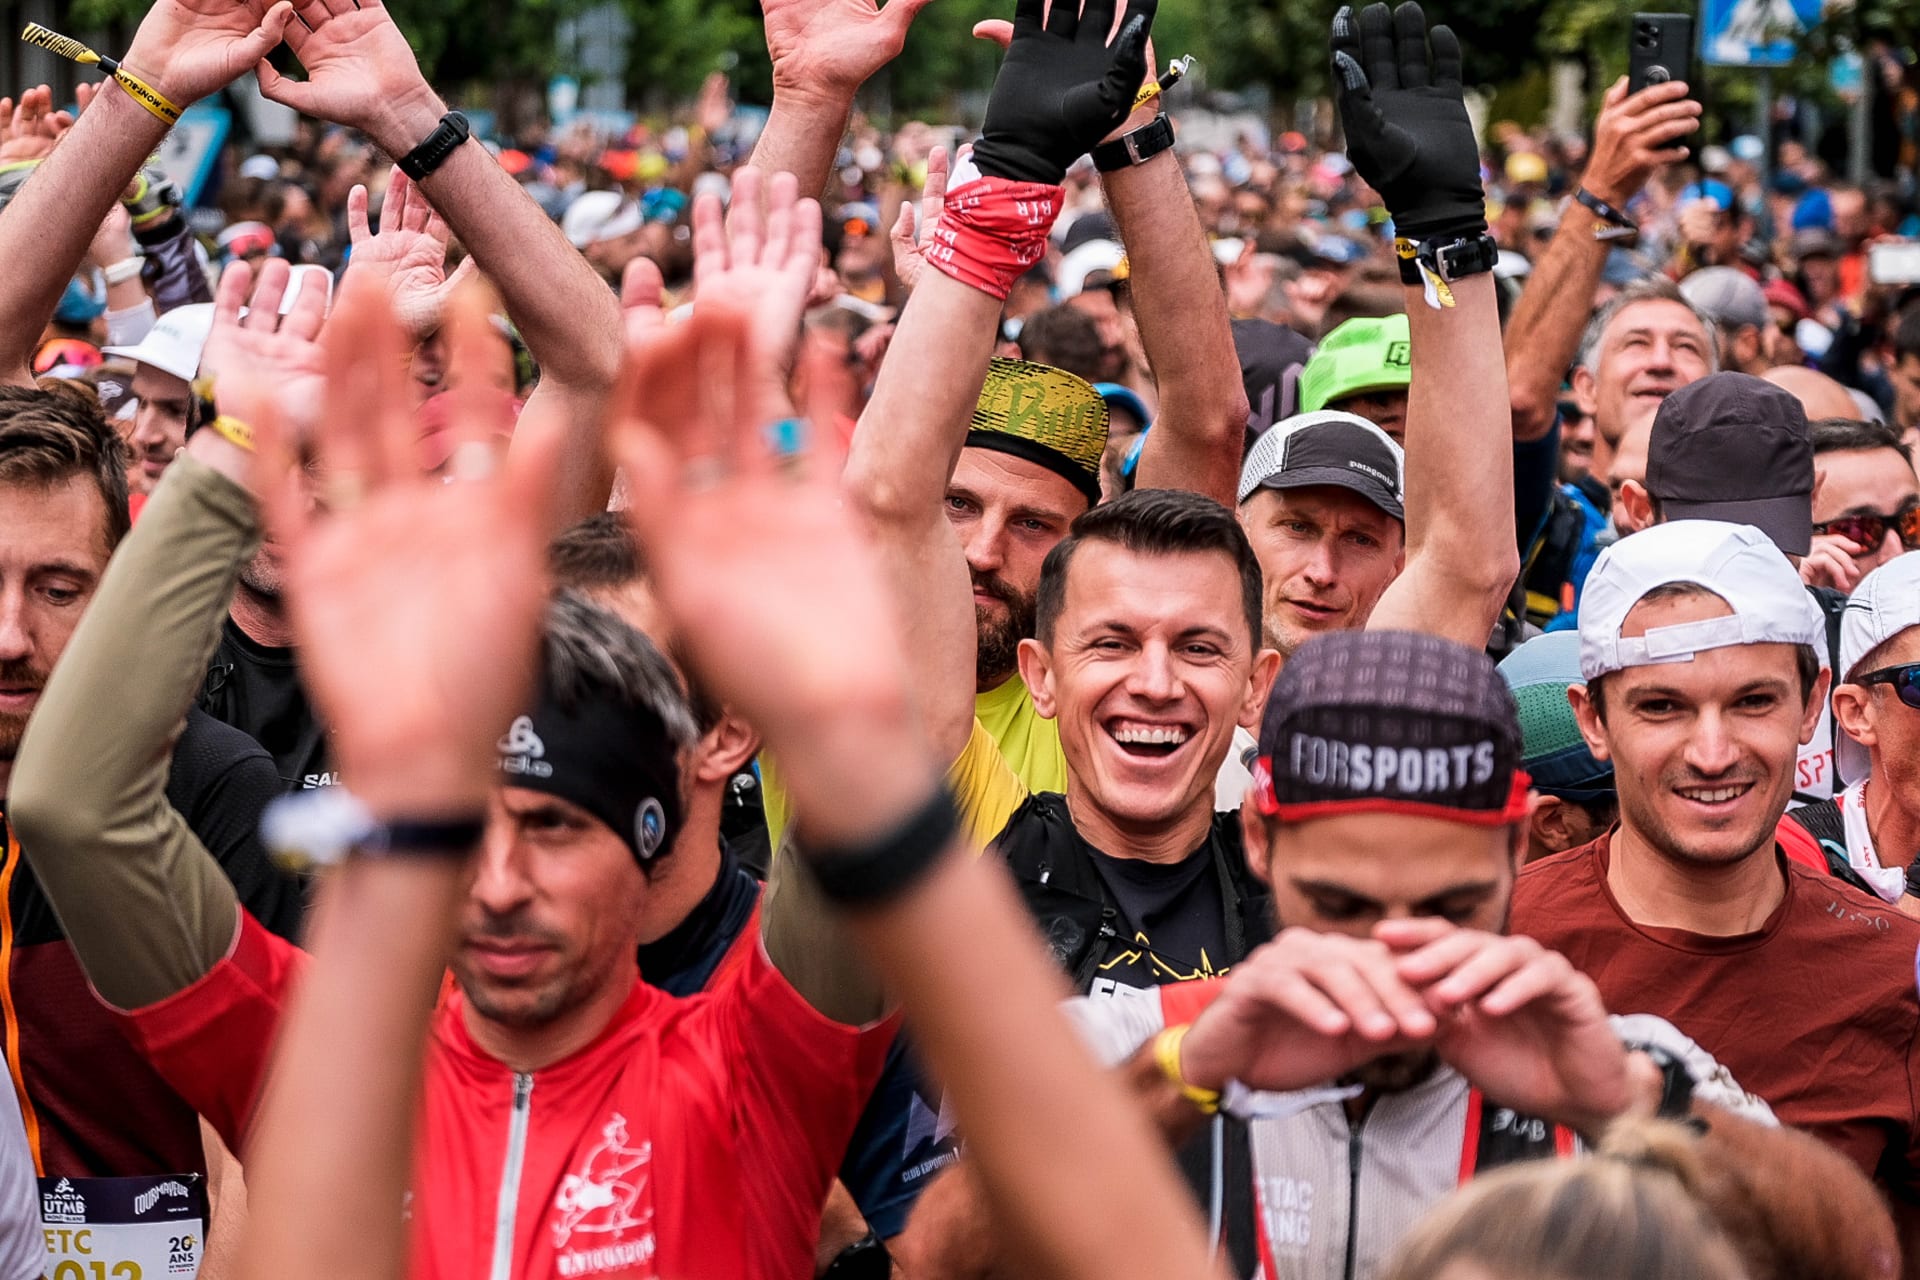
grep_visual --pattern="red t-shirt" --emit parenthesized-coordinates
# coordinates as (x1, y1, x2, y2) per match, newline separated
(1513, 835, 1920, 1192)
(116, 911, 894, 1279)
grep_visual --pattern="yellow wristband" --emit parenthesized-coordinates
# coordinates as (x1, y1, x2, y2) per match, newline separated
(110, 69, 182, 125)
(1152, 1024, 1221, 1115)
(209, 415, 255, 453)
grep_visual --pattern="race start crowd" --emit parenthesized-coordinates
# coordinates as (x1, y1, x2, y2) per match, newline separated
(3, 0, 1920, 1277)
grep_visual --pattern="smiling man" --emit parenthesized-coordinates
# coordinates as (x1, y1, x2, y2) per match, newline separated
(1511, 519, 1920, 1250)
(1570, 279, 1716, 486)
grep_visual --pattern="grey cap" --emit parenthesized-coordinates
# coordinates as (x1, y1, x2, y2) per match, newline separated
(1679, 267, 1769, 332)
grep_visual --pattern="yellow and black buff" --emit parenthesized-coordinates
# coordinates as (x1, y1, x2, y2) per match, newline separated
(969, 357, 1111, 505)
(18, 24, 181, 125)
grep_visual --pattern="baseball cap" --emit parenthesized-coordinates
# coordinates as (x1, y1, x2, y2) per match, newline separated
(237, 154, 281, 182)
(1679, 267, 1769, 332)
(1789, 228, 1840, 260)
(102, 302, 215, 382)
(1251, 630, 1530, 824)
(1762, 277, 1810, 322)
(1237, 411, 1405, 519)
(1095, 383, 1151, 434)
(1835, 552, 1920, 785)
(1680, 179, 1735, 211)
(1498, 632, 1614, 802)
(1299, 314, 1412, 414)
(1233, 318, 1315, 441)
(968, 358, 1110, 506)
(217, 221, 278, 259)
(562, 190, 645, 249)
(1577, 520, 1827, 681)
(1646, 373, 1814, 556)
(1057, 239, 1126, 297)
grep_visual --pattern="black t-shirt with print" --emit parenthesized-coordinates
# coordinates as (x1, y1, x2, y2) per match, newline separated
(1085, 844, 1231, 998)
(198, 617, 332, 790)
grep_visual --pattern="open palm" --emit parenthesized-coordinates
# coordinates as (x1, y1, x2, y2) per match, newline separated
(764, 0, 940, 95)
(345, 169, 478, 339)
(199, 260, 330, 440)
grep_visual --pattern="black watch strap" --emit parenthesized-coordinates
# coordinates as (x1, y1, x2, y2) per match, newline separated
(398, 110, 471, 182)
(1395, 231, 1498, 286)
(1091, 113, 1175, 173)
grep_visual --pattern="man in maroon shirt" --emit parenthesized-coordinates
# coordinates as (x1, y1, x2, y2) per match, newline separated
(1512, 518, 1920, 1266)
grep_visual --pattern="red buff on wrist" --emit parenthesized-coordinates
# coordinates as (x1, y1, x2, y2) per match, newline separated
(925, 154, 1064, 301)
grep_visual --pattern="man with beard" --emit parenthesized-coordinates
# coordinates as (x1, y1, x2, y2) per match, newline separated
(1513, 519, 1920, 1260)
(903, 630, 1766, 1279)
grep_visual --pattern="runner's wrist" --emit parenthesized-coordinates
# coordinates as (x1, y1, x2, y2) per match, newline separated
(369, 86, 450, 162)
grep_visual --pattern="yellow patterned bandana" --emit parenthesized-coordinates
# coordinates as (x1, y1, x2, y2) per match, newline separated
(968, 357, 1110, 505)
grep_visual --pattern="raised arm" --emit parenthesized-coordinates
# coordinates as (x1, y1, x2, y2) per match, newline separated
(232, 280, 562, 1280)
(749, 0, 940, 192)
(1106, 107, 1251, 505)
(1332, 1, 1519, 646)
(0, 2, 292, 386)
(611, 300, 1219, 1280)
(254, 0, 623, 521)
(845, 0, 1157, 766)
(1505, 78, 1698, 442)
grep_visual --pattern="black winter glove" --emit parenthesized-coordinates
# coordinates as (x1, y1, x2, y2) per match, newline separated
(971, 0, 1158, 187)
(1330, 2, 1486, 243)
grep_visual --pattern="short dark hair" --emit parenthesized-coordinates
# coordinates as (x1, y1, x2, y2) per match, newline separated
(548, 512, 643, 592)
(1587, 583, 1823, 718)
(1036, 488, 1264, 650)
(1810, 416, 1912, 465)
(1016, 304, 1107, 385)
(0, 385, 130, 551)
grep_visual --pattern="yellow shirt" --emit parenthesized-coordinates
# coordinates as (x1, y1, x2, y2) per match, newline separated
(972, 675, 1068, 797)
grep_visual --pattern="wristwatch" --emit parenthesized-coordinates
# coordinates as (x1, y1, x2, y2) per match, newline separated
(821, 1233, 890, 1280)
(1396, 231, 1499, 287)
(1091, 113, 1175, 173)
(398, 110, 471, 182)
(261, 786, 485, 873)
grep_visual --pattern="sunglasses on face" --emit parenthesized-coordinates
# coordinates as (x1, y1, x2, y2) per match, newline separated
(1857, 662, 1920, 710)
(1814, 504, 1920, 552)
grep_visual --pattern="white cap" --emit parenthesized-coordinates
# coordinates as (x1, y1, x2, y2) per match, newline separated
(102, 302, 215, 382)
(562, 190, 645, 249)
(1578, 520, 1827, 681)
(1835, 551, 1920, 785)
(238, 154, 281, 182)
(1056, 239, 1125, 297)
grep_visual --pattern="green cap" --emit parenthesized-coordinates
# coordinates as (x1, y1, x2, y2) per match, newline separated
(1299, 314, 1412, 413)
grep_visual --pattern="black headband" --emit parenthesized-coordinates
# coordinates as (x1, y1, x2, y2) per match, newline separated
(966, 430, 1102, 506)
(497, 684, 682, 865)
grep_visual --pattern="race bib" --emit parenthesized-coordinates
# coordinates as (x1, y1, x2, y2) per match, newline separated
(39, 1175, 207, 1280)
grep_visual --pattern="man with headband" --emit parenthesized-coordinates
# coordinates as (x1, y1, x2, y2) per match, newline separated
(1512, 519, 1920, 1226)
(908, 629, 1762, 1279)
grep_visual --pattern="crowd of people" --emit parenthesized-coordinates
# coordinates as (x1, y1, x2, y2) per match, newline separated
(2, 0, 1920, 1277)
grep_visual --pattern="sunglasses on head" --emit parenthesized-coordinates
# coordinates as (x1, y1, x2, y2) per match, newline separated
(1858, 662, 1920, 710)
(1814, 504, 1920, 553)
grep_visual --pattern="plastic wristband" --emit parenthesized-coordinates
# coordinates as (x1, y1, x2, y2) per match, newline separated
(923, 155, 1064, 301)
(1152, 1024, 1222, 1115)
(800, 787, 960, 909)
(208, 415, 255, 453)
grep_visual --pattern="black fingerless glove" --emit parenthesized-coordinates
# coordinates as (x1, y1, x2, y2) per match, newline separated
(971, 0, 1158, 187)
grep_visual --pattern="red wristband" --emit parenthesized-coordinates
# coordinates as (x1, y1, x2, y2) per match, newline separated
(924, 160, 1064, 302)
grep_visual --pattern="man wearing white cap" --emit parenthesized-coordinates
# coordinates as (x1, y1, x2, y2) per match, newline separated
(562, 189, 649, 287)
(101, 301, 213, 495)
(1787, 552, 1920, 913)
(1512, 520, 1920, 1221)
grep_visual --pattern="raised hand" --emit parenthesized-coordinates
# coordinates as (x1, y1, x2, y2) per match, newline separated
(344, 168, 479, 340)
(249, 0, 442, 156)
(888, 145, 949, 293)
(0, 86, 75, 163)
(1379, 918, 1641, 1137)
(252, 277, 561, 819)
(1582, 78, 1701, 208)
(201, 258, 331, 441)
(119, 0, 295, 107)
(972, 0, 1159, 186)
(764, 0, 942, 102)
(1177, 928, 1438, 1095)
(690, 166, 824, 422)
(1329, 1, 1484, 242)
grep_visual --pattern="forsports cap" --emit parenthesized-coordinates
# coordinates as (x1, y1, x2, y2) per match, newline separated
(102, 302, 215, 382)
(1647, 373, 1813, 557)
(1577, 520, 1827, 682)
(1835, 552, 1920, 785)
(968, 358, 1110, 506)
(1237, 410, 1404, 520)
(562, 190, 645, 249)
(495, 628, 695, 866)
(1251, 630, 1531, 824)
(1299, 314, 1412, 414)
(1498, 631, 1614, 802)
(1679, 267, 1769, 332)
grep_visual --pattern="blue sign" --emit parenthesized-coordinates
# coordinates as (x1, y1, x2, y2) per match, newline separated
(1701, 0, 1823, 67)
